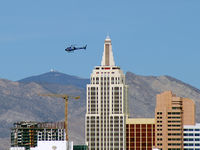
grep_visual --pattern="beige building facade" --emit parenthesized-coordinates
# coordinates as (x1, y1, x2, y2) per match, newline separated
(155, 91, 195, 150)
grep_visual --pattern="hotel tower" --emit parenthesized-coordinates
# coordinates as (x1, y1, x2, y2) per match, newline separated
(155, 91, 195, 150)
(85, 36, 128, 150)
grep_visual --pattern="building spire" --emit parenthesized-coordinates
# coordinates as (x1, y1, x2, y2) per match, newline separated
(101, 36, 115, 66)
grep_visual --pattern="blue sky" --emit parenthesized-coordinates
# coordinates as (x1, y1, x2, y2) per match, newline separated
(0, 0, 200, 88)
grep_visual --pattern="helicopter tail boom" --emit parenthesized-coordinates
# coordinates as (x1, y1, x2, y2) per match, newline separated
(83, 45, 87, 49)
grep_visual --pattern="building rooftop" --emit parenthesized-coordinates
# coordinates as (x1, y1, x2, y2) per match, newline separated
(126, 118, 155, 124)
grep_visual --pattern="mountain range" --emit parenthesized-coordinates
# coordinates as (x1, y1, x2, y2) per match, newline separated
(0, 71, 200, 150)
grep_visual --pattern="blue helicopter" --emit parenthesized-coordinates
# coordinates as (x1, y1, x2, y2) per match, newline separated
(65, 44, 87, 52)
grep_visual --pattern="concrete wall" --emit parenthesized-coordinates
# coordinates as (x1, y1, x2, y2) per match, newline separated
(30, 141, 73, 150)
(10, 148, 25, 150)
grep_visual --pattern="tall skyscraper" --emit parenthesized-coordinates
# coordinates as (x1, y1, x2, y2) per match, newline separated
(155, 91, 195, 150)
(85, 36, 128, 150)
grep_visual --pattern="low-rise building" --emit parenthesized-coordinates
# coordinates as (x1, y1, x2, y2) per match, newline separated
(73, 145, 88, 150)
(126, 118, 155, 150)
(184, 124, 200, 149)
(10, 121, 65, 150)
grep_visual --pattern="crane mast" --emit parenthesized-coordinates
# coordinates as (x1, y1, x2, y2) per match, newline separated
(39, 94, 80, 141)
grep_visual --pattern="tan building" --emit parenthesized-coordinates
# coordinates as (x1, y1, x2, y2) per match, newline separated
(182, 97, 195, 125)
(155, 91, 195, 150)
(126, 118, 155, 150)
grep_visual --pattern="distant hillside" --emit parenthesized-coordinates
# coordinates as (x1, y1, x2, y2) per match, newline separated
(0, 77, 86, 150)
(0, 71, 200, 150)
(18, 71, 89, 89)
(126, 72, 200, 120)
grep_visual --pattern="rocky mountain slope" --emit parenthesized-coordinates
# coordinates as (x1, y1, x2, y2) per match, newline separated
(0, 71, 200, 150)
(126, 72, 200, 120)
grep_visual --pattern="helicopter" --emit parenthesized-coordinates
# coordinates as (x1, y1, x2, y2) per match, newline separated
(65, 44, 87, 52)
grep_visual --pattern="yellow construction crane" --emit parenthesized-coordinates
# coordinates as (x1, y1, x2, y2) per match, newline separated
(38, 94, 80, 141)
